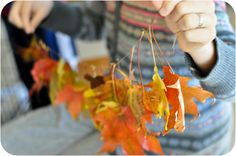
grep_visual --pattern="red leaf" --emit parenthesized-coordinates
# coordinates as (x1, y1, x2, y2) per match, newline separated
(31, 58, 57, 93)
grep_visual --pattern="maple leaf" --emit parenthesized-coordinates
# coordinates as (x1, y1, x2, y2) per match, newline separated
(180, 76, 214, 116)
(30, 58, 57, 95)
(94, 107, 145, 155)
(116, 68, 145, 122)
(145, 66, 169, 119)
(98, 139, 118, 154)
(127, 87, 143, 121)
(49, 72, 60, 103)
(162, 66, 214, 135)
(162, 66, 185, 135)
(54, 85, 84, 119)
(162, 66, 214, 117)
(96, 101, 119, 114)
(142, 135, 164, 155)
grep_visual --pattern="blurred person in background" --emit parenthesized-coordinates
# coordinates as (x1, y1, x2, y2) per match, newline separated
(3, 0, 235, 155)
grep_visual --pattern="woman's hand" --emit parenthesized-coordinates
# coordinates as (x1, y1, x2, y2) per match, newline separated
(153, 0, 217, 75)
(8, 1, 53, 34)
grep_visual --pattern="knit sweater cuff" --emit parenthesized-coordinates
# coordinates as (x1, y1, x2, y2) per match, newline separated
(185, 37, 235, 99)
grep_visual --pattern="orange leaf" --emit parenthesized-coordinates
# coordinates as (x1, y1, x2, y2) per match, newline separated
(180, 77, 214, 116)
(142, 135, 164, 155)
(162, 66, 214, 135)
(98, 140, 118, 154)
(18, 36, 49, 62)
(163, 66, 185, 135)
(94, 107, 145, 155)
(54, 85, 84, 119)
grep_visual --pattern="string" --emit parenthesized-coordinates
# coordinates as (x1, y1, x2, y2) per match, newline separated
(136, 30, 145, 85)
(150, 28, 165, 67)
(151, 27, 175, 74)
(129, 45, 135, 81)
(116, 31, 145, 84)
(111, 64, 119, 102)
(148, 26, 157, 66)
(116, 53, 131, 67)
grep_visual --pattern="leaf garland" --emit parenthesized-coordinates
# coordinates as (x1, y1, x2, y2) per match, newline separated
(20, 28, 214, 155)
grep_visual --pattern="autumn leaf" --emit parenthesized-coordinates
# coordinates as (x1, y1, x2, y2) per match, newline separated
(163, 66, 185, 135)
(98, 139, 118, 154)
(94, 108, 123, 154)
(49, 59, 89, 104)
(94, 107, 145, 155)
(142, 135, 164, 155)
(162, 87, 180, 135)
(96, 101, 119, 114)
(162, 66, 214, 135)
(30, 58, 57, 95)
(116, 67, 145, 123)
(126, 86, 144, 123)
(145, 66, 169, 119)
(49, 72, 60, 103)
(18, 36, 49, 62)
(162, 66, 214, 118)
(180, 76, 214, 116)
(84, 74, 105, 89)
(54, 85, 84, 119)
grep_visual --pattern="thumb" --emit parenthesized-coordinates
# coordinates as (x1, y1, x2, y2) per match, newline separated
(159, 0, 182, 17)
(152, 0, 164, 10)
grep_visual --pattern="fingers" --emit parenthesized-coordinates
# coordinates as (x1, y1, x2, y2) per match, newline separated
(152, 0, 164, 10)
(168, 0, 215, 22)
(176, 27, 216, 52)
(159, 0, 182, 16)
(160, 0, 217, 56)
(30, 9, 46, 33)
(8, 1, 23, 29)
(175, 13, 217, 33)
(8, 1, 53, 34)
(21, 2, 32, 34)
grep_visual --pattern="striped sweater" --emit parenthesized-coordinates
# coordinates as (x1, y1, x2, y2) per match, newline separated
(41, 1, 235, 155)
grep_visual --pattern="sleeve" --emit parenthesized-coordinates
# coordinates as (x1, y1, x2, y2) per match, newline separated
(184, 1, 235, 100)
(41, 1, 106, 39)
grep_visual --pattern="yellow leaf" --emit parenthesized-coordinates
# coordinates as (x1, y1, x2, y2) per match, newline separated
(57, 59, 66, 88)
(84, 89, 95, 98)
(151, 66, 169, 118)
(49, 73, 59, 103)
(96, 101, 118, 114)
(153, 66, 166, 91)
